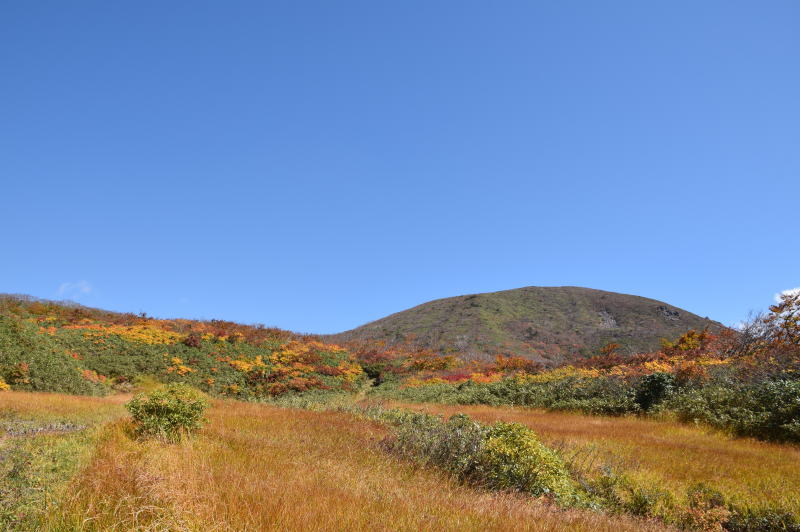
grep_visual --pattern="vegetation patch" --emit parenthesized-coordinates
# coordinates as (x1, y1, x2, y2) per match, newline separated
(0, 296, 366, 400)
(351, 407, 578, 504)
(0, 392, 126, 531)
(126, 383, 209, 443)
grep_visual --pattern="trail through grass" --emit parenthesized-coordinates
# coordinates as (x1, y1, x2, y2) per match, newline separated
(0, 392, 128, 529)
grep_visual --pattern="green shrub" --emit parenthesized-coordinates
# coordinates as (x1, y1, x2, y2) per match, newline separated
(479, 422, 576, 501)
(666, 379, 800, 443)
(724, 507, 800, 532)
(589, 468, 674, 518)
(381, 411, 576, 504)
(387, 413, 488, 478)
(125, 383, 209, 442)
(372, 375, 642, 416)
(373, 372, 800, 444)
(635, 372, 675, 412)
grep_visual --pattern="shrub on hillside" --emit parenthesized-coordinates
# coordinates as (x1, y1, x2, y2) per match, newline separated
(126, 383, 209, 443)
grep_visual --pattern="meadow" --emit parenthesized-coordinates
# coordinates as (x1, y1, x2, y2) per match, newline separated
(2, 391, 669, 532)
(2, 390, 799, 531)
(388, 402, 800, 521)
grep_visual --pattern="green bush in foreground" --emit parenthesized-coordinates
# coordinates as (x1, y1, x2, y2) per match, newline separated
(125, 383, 209, 443)
(379, 410, 576, 503)
(480, 421, 576, 500)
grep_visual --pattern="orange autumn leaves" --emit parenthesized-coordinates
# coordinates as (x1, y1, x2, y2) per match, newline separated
(219, 340, 363, 396)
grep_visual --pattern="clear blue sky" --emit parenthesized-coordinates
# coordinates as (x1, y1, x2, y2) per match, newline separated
(2, 1, 798, 333)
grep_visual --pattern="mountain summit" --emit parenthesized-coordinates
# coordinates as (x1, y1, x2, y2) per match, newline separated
(326, 286, 722, 365)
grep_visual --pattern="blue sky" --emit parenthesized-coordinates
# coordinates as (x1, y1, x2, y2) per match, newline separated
(1, 1, 798, 333)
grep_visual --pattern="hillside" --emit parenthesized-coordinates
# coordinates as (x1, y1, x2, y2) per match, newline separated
(327, 286, 722, 365)
(0, 294, 365, 398)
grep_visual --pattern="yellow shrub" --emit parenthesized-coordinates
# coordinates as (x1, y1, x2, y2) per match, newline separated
(522, 366, 601, 383)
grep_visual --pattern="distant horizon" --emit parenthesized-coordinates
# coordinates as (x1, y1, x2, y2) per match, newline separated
(3, 283, 792, 335)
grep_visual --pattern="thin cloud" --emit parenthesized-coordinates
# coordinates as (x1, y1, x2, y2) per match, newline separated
(57, 280, 92, 300)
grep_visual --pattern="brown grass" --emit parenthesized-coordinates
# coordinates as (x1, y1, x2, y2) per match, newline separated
(388, 402, 800, 514)
(0, 390, 128, 425)
(46, 399, 670, 531)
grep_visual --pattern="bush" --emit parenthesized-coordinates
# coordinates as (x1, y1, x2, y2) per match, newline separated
(724, 508, 800, 532)
(589, 468, 674, 519)
(125, 383, 209, 442)
(666, 379, 800, 442)
(375, 372, 800, 444)
(635, 372, 675, 412)
(680, 483, 730, 531)
(479, 422, 576, 500)
(388, 413, 488, 478)
(382, 411, 576, 504)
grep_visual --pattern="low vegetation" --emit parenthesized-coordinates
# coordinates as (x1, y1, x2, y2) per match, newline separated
(358, 408, 578, 503)
(0, 392, 127, 530)
(0, 295, 365, 400)
(389, 402, 800, 531)
(125, 383, 209, 442)
(35, 395, 665, 531)
(2, 386, 799, 530)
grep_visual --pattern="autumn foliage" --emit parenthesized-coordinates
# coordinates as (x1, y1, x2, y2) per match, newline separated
(0, 295, 363, 398)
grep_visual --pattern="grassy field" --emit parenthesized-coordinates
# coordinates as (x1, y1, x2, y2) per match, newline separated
(3, 390, 800, 530)
(389, 402, 800, 517)
(0, 391, 667, 531)
(0, 392, 129, 529)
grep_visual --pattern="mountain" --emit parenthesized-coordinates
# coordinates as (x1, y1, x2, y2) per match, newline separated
(326, 286, 723, 365)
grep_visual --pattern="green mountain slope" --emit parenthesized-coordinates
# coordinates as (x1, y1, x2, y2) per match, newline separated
(326, 286, 722, 365)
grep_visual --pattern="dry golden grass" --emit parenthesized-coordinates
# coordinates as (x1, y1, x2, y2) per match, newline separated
(389, 402, 800, 514)
(46, 399, 670, 531)
(0, 390, 128, 425)
(0, 392, 130, 530)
